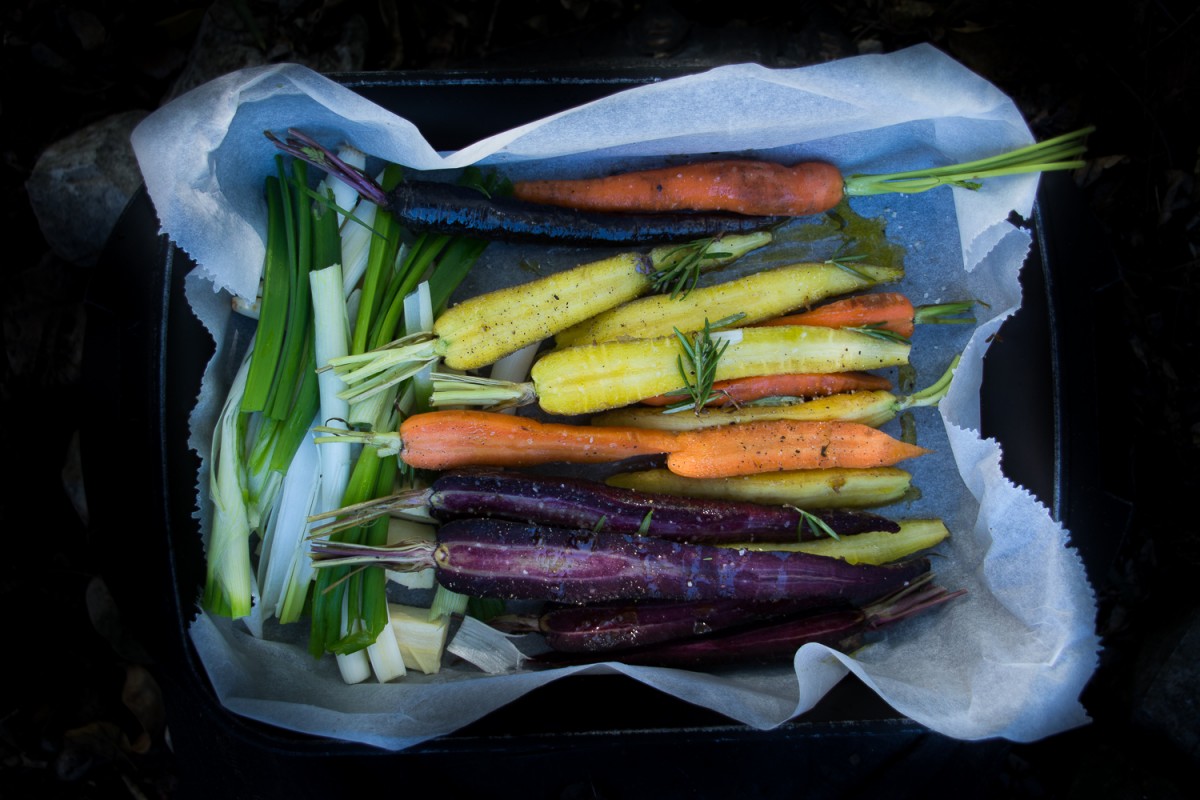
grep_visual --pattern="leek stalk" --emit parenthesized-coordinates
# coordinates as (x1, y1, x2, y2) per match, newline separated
(204, 354, 254, 617)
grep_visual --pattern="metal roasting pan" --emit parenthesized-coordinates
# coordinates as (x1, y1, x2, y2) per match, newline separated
(83, 70, 1129, 797)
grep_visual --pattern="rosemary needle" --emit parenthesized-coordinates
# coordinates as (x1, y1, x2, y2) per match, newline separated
(649, 238, 735, 299)
(662, 313, 747, 414)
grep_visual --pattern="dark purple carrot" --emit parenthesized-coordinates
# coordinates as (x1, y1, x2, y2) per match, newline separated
(309, 468, 899, 543)
(267, 129, 783, 245)
(310, 518, 931, 605)
(535, 576, 965, 666)
(538, 596, 835, 653)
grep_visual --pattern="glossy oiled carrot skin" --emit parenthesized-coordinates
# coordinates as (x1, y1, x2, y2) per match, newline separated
(532, 325, 911, 416)
(667, 420, 930, 478)
(433, 519, 931, 604)
(638, 372, 893, 407)
(395, 412, 927, 477)
(539, 597, 832, 652)
(605, 467, 914, 510)
(397, 410, 676, 470)
(268, 131, 785, 245)
(418, 469, 898, 543)
(512, 160, 846, 217)
(383, 180, 785, 244)
(535, 578, 963, 665)
(758, 292, 916, 338)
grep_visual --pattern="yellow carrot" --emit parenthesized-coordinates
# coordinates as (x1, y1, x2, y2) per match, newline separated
(605, 467, 914, 509)
(555, 261, 903, 347)
(529, 325, 910, 416)
(590, 356, 959, 431)
(728, 520, 950, 565)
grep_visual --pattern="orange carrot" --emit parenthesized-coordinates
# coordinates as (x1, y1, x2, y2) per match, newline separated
(758, 293, 976, 339)
(512, 160, 845, 217)
(319, 411, 929, 477)
(509, 129, 1093, 217)
(758, 292, 917, 337)
(638, 372, 893, 407)
(666, 420, 931, 478)
(395, 410, 677, 470)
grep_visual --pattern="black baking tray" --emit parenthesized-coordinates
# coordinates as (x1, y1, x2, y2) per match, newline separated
(83, 71, 1128, 797)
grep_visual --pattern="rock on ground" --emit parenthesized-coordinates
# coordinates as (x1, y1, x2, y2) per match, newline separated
(25, 109, 149, 268)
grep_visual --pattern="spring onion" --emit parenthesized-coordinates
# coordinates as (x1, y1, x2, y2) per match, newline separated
(204, 353, 254, 618)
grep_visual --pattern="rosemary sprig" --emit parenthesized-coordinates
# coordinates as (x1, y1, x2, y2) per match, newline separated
(650, 238, 734, 299)
(662, 313, 746, 414)
(825, 241, 874, 281)
(845, 322, 912, 345)
(791, 507, 841, 541)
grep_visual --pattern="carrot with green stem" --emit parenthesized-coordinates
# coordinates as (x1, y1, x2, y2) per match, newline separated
(627, 294, 969, 410)
(430, 321, 911, 416)
(756, 291, 974, 339)
(323, 232, 770, 405)
(554, 258, 903, 348)
(592, 356, 960, 431)
(268, 128, 785, 245)
(511, 127, 1094, 216)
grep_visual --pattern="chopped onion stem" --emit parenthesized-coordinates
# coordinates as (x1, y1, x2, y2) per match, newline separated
(204, 353, 254, 618)
(350, 164, 406, 355)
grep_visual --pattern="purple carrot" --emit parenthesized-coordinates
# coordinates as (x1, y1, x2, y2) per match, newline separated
(310, 518, 931, 605)
(310, 468, 898, 543)
(535, 576, 966, 667)
(538, 596, 836, 653)
(266, 129, 782, 245)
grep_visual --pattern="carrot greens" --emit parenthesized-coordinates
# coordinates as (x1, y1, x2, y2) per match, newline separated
(844, 127, 1093, 198)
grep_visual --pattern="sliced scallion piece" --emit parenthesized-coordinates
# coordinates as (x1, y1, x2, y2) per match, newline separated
(240, 171, 289, 413)
(204, 353, 254, 618)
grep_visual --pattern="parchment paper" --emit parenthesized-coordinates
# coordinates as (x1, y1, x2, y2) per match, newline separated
(132, 44, 1100, 750)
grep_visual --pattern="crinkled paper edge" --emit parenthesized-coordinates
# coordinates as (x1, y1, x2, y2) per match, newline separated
(155, 45, 1100, 750)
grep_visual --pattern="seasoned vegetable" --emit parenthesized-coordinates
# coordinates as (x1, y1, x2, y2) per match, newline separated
(637, 371, 892, 408)
(515, 160, 844, 217)
(510, 127, 1093, 217)
(732, 519, 950, 565)
(434, 323, 911, 417)
(607, 467, 913, 510)
(666, 418, 930, 478)
(526, 325, 911, 415)
(554, 261, 903, 347)
(590, 356, 959, 431)
(311, 518, 933, 605)
(268, 129, 784, 244)
(539, 597, 832, 653)
(535, 577, 965, 666)
(432, 234, 767, 369)
(324, 233, 769, 400)
(535, 521, 951, 653)
(319, 409, 675, 469)
(757, 291, 974, 338)
(316, 410, 930, 478)
(310, 468, 900, 543)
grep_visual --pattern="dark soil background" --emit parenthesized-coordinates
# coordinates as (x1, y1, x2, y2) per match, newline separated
(2, 1, 1198, 797)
